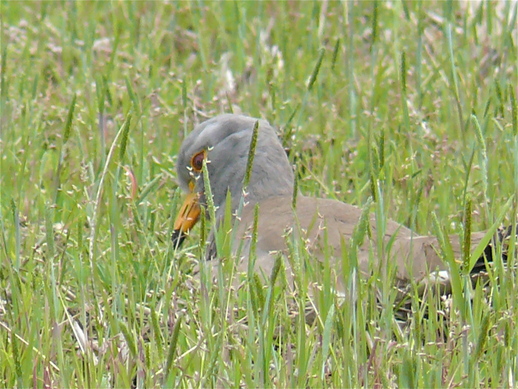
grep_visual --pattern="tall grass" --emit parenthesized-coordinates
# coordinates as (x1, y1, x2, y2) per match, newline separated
(1, 1, 517, 387)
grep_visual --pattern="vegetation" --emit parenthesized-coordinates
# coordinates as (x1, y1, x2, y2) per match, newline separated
(1, 1, 517, 387)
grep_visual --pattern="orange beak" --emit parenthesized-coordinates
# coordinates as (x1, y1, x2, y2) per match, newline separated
(172, 182, 201, 247)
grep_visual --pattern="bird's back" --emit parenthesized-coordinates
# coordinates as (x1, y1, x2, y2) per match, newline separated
(228, 195, 486, 285)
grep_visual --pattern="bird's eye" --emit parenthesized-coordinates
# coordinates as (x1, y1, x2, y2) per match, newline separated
(191, 150, 206, 172)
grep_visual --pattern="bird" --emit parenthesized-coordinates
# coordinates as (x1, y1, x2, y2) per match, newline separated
(172, 114, 515, 296)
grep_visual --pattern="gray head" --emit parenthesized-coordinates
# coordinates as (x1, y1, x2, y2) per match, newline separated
(176, 114, 294, 217)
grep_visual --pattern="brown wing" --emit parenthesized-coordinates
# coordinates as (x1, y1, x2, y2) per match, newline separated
(231, 195, 491, 285)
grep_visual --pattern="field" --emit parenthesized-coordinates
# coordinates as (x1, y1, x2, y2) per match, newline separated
(1, 1, 517, 387)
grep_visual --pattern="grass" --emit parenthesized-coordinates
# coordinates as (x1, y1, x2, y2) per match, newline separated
(1, 0, 517, 387)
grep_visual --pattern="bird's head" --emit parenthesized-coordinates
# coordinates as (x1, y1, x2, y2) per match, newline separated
(172, 114, 294, 246)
